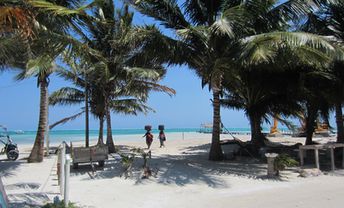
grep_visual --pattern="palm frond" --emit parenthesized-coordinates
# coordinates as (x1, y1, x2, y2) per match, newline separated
(0, 5, 35, 37)
(0, 36, 28, 69)
(109, 98, 155, 115)
(28, 0, 87, 16)
(49, 110, 85, 129)
(49, 87, 84, 105)
(138, 80, 176, 96)
(128, 0, 189, 29)
(241, 32, 337, 65)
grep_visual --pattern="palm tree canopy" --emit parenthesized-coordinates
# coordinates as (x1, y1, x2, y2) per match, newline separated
(128, 0, 341, 92)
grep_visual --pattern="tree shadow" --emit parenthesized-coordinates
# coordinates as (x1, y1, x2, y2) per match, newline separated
(8, 192, 50, 208)
(145, 144, 268, 187)
(0, 159, 23, 177)
(70, 145, 134, 179)
(5, 182, 40, 191)
(70, 143, 270, 188)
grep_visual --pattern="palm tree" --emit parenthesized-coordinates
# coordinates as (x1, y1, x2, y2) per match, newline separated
(221, 52, 306, 149)
(16, 57, 60, 162)
(63, 1, 176, 152)
(5, 0, 92, 162)
(49, 67, 174, 150)
(128, 0, 338, 160)
(300, 0, 344, 143)
(332, 61, 344, 143)
(296, 67, 335, 145)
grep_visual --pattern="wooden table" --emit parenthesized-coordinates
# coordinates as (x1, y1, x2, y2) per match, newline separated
(299, 143, 344, 170)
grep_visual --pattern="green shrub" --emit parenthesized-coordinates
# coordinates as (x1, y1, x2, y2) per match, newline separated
(42, 201, 78, 208)
(274, 153, 299, 172)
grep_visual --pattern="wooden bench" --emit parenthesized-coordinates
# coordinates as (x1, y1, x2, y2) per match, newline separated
(299, 143, 344, 170)
(71, 144, 108, 169)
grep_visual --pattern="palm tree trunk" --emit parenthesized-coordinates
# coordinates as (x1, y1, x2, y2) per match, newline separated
(28, 79, 47, 163)
(208, 89, 224, 161)
(305, 104, 317, 145)
(249, 112, 265, 148)
(335, 102, 344, 143)
(106, 105, 115, 153)
(85, 86, 89, 147)
(98, 116, 104, 145)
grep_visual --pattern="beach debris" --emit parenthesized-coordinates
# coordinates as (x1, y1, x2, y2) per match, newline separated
(132, 148, 152, 179)
(118, 148, 153, 179)
(119, 153, 135, 179)
(299, 168, 323, 177)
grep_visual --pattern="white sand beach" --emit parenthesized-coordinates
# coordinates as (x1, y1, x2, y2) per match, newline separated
(1, 132, 344, 208)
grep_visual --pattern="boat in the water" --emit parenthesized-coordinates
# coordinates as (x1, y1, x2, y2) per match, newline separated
(14, 130, 24, 134)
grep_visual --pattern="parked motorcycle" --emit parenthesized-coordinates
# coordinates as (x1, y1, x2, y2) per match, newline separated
(0, 126, 19, 161)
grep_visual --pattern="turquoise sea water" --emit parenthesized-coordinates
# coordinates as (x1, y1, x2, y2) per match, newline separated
(2, 128, 259, 144)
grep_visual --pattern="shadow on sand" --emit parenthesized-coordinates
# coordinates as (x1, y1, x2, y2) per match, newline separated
(8, 192, 50, 208)
(70, 143, 268, 188)
(0, 159, 24, 177)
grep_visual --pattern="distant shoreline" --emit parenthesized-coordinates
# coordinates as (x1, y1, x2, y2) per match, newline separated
(5, 127, 292, 145)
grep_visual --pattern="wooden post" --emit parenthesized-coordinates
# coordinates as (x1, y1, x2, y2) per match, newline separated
(265, 153, 278, 177)
(315, 148, 320, 169)
(60, 143, 66, 194)
(330, 148, 335, 171)
(342, 147, 344, 168)
(64, 155, 71, 207)
(299, 148, 304, 167)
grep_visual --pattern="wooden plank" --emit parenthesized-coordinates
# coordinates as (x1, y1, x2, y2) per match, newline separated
(325, 143, 344, 148)
(299, 149, 304, 166)
(315, 149, 320, 169)
(299, 145, 325, 150)
(342, 147, 344, 168)
(330, 148, 335, 171)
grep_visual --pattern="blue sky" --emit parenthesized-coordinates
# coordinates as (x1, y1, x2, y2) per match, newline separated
(0, 1, 250, 131)
(0, 0, 336, 131)
(0, 66, 250, 131)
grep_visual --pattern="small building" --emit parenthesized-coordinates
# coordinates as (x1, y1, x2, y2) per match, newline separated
(199, 123, 213, 133)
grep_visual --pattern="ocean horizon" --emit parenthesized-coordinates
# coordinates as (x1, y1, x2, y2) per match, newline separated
(0, 127, 288, 144)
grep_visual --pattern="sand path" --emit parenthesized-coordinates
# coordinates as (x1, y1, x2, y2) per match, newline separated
(1, 133, 344, 208)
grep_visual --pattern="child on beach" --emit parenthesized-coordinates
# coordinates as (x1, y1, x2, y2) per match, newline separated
(159, 130, 166, 148)
(143, 130, 153, 149)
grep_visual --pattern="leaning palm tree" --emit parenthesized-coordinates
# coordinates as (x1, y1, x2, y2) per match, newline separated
(128, 0, 339, 160)
(16, 57, 60, 162)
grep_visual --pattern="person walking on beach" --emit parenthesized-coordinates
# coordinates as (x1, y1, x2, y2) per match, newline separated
(159, 130, 166, 148)
(143, 130, 153, 149)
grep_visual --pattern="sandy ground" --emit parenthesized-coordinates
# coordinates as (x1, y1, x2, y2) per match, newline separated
(1, 132, 344, 208)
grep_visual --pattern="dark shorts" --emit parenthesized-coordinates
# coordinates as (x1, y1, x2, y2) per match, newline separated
(146, 138, 153, 145)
